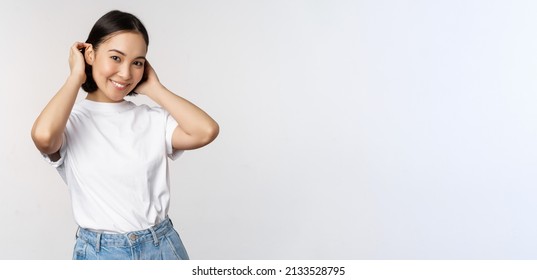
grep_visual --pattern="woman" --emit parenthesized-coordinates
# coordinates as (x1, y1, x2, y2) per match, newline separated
(31, 10, 219, 260)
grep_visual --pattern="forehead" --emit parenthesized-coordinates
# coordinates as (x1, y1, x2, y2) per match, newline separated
(98, 31, 147, 56)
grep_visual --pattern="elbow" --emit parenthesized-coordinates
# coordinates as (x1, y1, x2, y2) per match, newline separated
(204, 121, 220, 144)
(31, 126, 60, 155)
(199, 121, 219, 147)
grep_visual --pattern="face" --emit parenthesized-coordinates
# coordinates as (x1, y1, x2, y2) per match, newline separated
(85, 32, 147, 102)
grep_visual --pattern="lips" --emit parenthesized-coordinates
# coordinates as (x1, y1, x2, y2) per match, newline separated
(110, 79, 130, 90)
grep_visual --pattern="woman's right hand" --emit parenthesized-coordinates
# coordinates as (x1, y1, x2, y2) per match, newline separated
(69, 42, 91, 83)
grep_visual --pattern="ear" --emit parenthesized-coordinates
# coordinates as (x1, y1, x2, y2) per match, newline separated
(84, 44, 95, 65)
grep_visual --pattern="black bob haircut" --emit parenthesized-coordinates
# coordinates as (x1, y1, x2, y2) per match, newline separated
(81, 10, 149, 96)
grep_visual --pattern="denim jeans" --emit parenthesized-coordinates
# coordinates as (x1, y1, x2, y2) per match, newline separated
(73, 217, 189, 260)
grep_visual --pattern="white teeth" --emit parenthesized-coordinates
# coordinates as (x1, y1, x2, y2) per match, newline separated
(111, 80, 127, 88)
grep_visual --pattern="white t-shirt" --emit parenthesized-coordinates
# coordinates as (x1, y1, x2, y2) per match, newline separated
(43, 99, 182, 233)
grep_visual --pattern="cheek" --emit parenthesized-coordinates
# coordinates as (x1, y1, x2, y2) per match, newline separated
(133, 68, 145, 83)
(93, 60, 116, 80)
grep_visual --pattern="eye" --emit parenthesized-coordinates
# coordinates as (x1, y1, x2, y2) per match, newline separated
(110, 56, 121, 62)
(133, 61, 145, 67)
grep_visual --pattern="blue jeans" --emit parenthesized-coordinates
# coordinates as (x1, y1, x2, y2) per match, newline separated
(73, 217, 189, 260)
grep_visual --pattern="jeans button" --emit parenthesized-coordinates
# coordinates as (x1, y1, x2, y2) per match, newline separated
(129, 234, 137, 241)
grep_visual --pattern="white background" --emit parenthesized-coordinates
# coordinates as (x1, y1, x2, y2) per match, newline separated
(1, 0, 536, 259)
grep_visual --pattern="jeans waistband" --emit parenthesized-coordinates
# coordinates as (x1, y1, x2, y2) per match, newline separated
(76, 217, 174, 252)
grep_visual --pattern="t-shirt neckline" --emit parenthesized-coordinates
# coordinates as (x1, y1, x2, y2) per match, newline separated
(80, 99, 135, 113)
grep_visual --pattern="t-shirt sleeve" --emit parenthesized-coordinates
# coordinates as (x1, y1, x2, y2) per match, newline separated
(41, 133, 67, 168)
(165, 113, 184, 160)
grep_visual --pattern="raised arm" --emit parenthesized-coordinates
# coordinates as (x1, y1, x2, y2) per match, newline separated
(31, 42, 90, 159)
(135, 62, 219, 150)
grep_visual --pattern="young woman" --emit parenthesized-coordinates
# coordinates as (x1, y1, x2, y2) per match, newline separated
(31, 10, 219, 260)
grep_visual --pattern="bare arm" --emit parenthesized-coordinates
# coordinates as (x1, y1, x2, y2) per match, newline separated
(135, 62, 219, 150)
(31, 42, 90, 158)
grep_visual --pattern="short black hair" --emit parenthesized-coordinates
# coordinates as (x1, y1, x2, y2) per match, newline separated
(82, 10, 149, 96)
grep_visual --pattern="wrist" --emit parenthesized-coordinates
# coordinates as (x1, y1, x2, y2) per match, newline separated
(67, 73, 85, 86)
(143, 83, 167, 101)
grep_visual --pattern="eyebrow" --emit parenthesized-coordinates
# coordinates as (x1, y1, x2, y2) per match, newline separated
(108, 49, 146, 60)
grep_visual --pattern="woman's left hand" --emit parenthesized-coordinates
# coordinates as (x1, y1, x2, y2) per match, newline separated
(133, 61, 161, 95)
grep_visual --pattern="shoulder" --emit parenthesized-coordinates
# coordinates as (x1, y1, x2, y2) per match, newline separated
(70, 102, 90, 119)
(126, 103, 171, 127)
(131, 103, 168, 115)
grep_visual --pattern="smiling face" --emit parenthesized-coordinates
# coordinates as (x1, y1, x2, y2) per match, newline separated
(85, 31, 147, 102)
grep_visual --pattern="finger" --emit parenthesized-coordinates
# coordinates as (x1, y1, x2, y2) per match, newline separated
(144, 60, 155, 72)
(71, 42, 91, 52)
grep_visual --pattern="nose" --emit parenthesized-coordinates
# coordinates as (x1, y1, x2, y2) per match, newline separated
(117, 63, 132, 80)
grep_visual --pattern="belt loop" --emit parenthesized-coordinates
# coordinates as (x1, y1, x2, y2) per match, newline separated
(95, 232, 102, 253)
(75, 227, 80, 239)
(149, 226, 159, 246)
